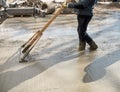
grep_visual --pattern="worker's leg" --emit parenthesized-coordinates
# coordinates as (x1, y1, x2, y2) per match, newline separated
(77, 15, 87, 50)
(77, 15, 98, 50)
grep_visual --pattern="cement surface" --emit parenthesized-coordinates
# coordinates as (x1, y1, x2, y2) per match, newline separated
(0, 7, 120, 92)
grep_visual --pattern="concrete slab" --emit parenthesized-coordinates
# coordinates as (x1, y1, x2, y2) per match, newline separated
(0, 7, 120, 92)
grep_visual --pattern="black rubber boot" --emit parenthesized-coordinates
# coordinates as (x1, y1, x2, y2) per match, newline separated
(79, 41, 86, 51)
(88, 41, 98, 50)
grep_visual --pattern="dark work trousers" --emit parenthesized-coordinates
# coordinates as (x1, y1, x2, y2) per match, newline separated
(77, 15, 93, 44)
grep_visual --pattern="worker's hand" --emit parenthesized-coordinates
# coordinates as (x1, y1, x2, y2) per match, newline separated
(62, 2, 68, 8)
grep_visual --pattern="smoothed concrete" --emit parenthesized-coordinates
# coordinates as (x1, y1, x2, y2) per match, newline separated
(0, 7, 120, 92)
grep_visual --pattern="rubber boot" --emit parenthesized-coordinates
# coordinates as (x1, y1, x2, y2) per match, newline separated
(79, 41, 86, 51)
(88, 41, 98, 50)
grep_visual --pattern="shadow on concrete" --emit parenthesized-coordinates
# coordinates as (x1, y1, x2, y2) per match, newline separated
(0, 38, 85, 92)
(0, 13, 120, 91)
(83, 49, 120, 83)
(0, 39, 77, 72)
(0, 48, 21, 72)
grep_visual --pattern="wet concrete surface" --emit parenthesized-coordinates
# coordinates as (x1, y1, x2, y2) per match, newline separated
(0, 8, 120, 92)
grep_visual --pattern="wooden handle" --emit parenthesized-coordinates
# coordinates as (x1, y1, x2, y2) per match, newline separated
(40, 7, 64, 33)
(22, 7, 64, 53)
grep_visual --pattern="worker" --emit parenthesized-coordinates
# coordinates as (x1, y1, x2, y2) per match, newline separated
(62, 0, 98, 51)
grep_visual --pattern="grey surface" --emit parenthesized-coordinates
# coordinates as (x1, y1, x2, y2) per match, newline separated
(0, 7, 120, 92)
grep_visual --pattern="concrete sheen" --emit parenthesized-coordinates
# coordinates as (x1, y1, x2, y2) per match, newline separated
(0, 8, 120, 92)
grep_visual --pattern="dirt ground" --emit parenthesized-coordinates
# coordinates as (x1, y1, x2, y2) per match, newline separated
(0, 5, 120, 92)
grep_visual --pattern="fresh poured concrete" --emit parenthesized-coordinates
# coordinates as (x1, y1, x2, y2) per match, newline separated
(0, 7, 120, 92)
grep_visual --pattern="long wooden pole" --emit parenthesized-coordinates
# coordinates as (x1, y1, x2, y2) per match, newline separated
(20, 7, 64, 62)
